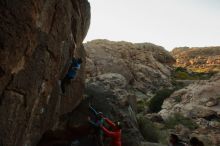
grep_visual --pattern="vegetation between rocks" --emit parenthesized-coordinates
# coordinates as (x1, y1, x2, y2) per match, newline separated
(172, 67, 214, 80)
(148, 89, 175, 113)
(137, 116, 159, 143)
(165, 113, 198, 130)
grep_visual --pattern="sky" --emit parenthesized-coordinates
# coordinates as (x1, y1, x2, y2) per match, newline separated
(84, 0, 220, 51)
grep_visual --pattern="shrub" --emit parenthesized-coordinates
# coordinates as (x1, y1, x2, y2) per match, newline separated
(174, 71, 196, 80)
(174, 96, 182, 102)
(175, 67, 187, 72)
(173, 67, 215, 80)
(148, 89, 174, 113)
(137, 116, 159, 142)
(158, 130, 170, 145)
(171, 79, 186, 90)
(165, 113, 198, 130)
(137, 100, 146, 113)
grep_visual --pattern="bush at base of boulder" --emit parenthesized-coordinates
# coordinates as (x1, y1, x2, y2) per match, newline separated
(137, 116, 159, 143)
(165, 113, 198, 130)
(148, 89, 174, 113)
(137, 99, 149, 113)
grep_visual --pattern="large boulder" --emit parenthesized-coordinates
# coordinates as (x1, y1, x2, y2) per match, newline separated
(0, 0, 90, 145)
(160, 73, 220, 120)
(85, 73, 145, 146)
(85, 40, 175, 94)
(159, 74, 220, 146)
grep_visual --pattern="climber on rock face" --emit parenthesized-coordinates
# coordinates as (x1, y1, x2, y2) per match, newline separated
(61, 57, 82, 93)
(99, 116, 122, 146)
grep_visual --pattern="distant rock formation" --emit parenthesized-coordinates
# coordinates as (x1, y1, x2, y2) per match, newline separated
(85, 39, 175, 94)
(0, 0, 90, 145)
(172, 47, 220, 72)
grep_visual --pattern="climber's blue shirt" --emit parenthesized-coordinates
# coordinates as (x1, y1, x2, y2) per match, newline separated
(66, 61, 81, 79)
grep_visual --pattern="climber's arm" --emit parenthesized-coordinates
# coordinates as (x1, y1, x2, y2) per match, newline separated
(104, 117, 117, 129)
(100, 125, 115, 137)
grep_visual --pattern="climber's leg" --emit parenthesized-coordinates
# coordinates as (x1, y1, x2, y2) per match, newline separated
(61, 76, 70, 93)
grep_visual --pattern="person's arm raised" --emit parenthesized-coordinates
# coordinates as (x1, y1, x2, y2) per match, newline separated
(104, 117, 117, 129)
(100, 125, 115, 137)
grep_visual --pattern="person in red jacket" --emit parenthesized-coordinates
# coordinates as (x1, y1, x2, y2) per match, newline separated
(99, 116, 122, 146)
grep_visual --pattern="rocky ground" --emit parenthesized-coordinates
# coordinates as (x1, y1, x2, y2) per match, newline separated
(160, 73, 220, 145)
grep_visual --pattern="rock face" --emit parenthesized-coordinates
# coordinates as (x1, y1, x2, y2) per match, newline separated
(172, 47, 220, 72)
(0, 0, 90, 146)
(86, 73, 144, 146)
(85, 39, 175, 94)
(159, 73, 220, 145)
(160, 73, 220, 119)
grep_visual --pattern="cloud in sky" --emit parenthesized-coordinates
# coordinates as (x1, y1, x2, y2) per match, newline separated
(84, 0, 220, 50)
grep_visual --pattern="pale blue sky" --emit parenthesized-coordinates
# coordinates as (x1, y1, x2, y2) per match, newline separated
(84, 0, 220, 50)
